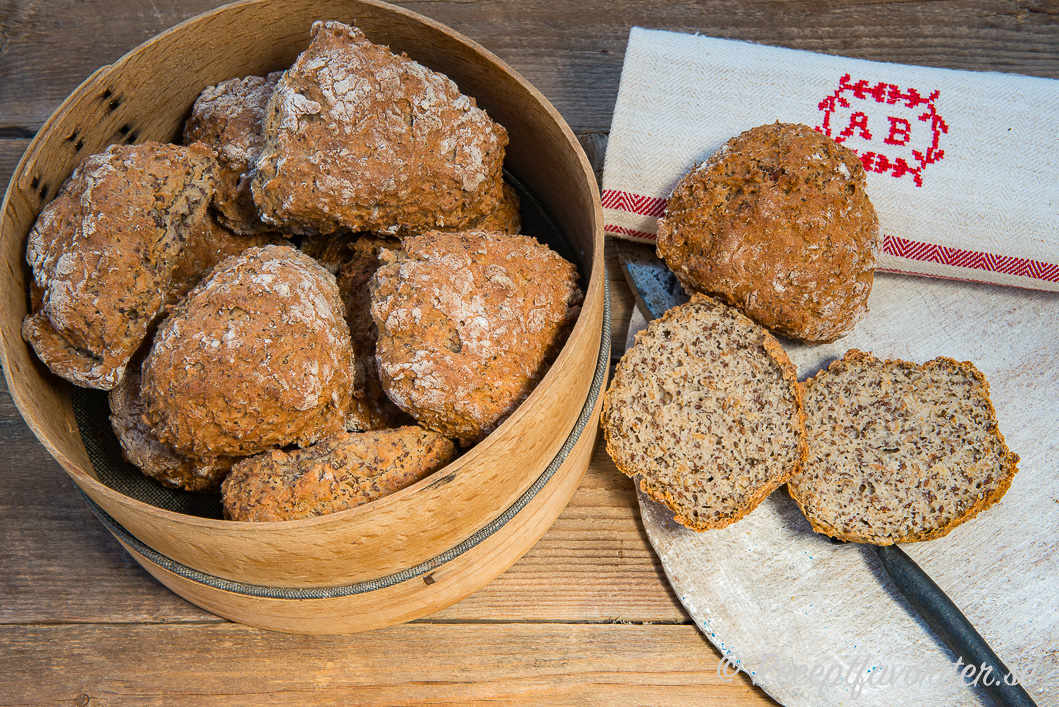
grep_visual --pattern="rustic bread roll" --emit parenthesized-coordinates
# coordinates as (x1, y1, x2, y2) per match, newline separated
(109, 351, 238, 493)
(141, 245, 354, 460)
(300, 232, 409, 431)
(252, 21, 510, 237)
(788, 349, 1019, 544)
(466, 181, 521, 235)
(602, 294, 807, 531)
(221, 427, 456, 521)
(22, 141, 215, 389)
(371, 230, 582, 446)
(183, 72, 282, 235)
(656, 122, 880, 343)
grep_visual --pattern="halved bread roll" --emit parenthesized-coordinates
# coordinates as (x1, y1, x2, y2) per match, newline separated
(789, 349, 1019, 544)
(602, 294, 807, 531)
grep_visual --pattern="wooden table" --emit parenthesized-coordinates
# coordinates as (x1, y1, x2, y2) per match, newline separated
(1, 1, 1055, 703)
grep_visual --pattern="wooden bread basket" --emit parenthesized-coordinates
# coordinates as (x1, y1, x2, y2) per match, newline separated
(0, 0, 606, 634)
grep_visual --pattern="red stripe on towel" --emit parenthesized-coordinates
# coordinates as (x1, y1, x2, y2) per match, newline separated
(602, 189, 1059, 284)
(602, 189, 667, 217)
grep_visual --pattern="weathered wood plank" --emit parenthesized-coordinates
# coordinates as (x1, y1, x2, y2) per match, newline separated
(0, 139, 30, 186)
(2, 0, 1058, 132)
(607, 236, 637, 358)
(0, 622, 775, 705)
(0, 367, 683, 624)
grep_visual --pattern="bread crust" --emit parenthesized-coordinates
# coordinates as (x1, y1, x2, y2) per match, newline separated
(252, 21, 509, 237)
(109, 351, 237, 492)
(787, 349, 1020, 544)
(470, 181, 521, 235)
(22, 142, 215, 389)
(221, 426, 456, 521)
(141, 245, 354, 459)
(165, 212, 287, 308)
(183, 73, 282, 235)
(300, 232, 410, 430)
(370, 230, 582, 446)
(602, 294, 807, 531)
(657, 122, 880, 343)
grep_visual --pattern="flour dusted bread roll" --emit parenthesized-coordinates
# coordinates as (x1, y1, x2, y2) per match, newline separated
(252, 21, 510, 237)
(110, 351, 238, 492)
(222, 427, 456, 521)
(165, 212, 287, 308)
(789, 349, 1019, 544)
(301, 233, 408, 431)
(22, 142, 215, 389)
(371, 231, 582, 446)
(602, 294, 807, 531)
(141, 245, 354, 461)
(657, 122, 880, 343)
(183, 72, 282, 235)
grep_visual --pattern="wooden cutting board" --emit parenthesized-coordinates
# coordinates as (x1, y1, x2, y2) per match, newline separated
(622, 271, 1059, 706)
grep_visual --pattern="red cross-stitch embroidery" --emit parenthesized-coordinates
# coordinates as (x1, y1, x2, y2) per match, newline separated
(817, 74, 948, 187)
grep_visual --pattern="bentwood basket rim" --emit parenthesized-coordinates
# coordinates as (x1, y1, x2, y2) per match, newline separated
(0, 0, 605, 533)
(79, 286, 609, 600)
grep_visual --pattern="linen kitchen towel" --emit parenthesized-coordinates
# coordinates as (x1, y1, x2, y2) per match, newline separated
(603, 27, 1059, 290)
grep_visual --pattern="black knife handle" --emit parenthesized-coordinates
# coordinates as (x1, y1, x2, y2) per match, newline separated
(874, 544, 1038, 707)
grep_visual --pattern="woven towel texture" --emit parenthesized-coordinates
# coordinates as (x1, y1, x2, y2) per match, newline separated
(602, 28, 1059, 290)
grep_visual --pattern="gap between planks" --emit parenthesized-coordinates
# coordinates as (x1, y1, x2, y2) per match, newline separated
(2, 0, 1059, 135)
(0, 622, 776, 706)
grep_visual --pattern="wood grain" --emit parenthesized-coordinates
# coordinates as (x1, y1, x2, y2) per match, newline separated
(0, 623, 773, 706)
(1, 1, 1057, 133)
(0, 374, 682, 624)
(2, 0, 1054, 702)
(0, 140, 29, 183)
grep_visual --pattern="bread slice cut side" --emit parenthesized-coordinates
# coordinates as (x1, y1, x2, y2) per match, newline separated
(602, 294, 807, 531)
(789, 349, 1020, 545)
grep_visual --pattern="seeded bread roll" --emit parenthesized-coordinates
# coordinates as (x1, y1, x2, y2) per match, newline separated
(300, 232, 409, 431)
(142, 245, 354, 460)
(371, 231, 582, 446)
(221, 427, 456, 521)
(602, 294, 807, 531)
(252, 21, 509, 237)
(22, 142, 215, 389)
(657, 122, 880, 343)
(165, 212, 287, 308)
(109, 351, 238, 492)
(183, 72, 282, 235)
(788, 349, 1019, 545)
(465, 181, 521, 235)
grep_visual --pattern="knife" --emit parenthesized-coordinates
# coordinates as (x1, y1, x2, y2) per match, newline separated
(614, 238, 1038, 707)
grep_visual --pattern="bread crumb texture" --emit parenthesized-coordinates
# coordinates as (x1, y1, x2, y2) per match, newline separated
(221, 426, 456, 521)
(657, 122, 880, 343)
(788, 349, 1020, 544)
(141, 245, 354, 459)
(371, 230, 582, 446)
(252, 20, 509, 237)
(602, 294, 806, 531)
